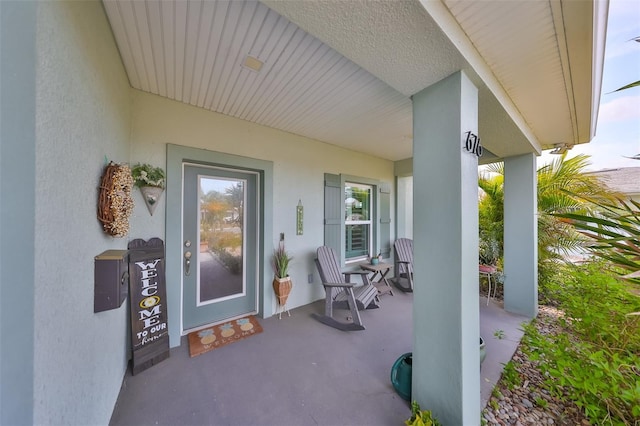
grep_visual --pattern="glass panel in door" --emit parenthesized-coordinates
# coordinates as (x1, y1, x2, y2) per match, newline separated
(199, 176, 245, 303)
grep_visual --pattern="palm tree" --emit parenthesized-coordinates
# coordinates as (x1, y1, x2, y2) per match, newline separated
(537, 154, 619, 261)
(478, 164, 504, 265)
(225, 182, 244, 225)
(555, 197, 640, 285)
(478, 153, 617, 270)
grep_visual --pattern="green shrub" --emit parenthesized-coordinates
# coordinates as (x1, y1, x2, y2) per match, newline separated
(210, 248, 241, 274)
(523, 262, 640, 425)
(207, 231, 242, 251)
(537, 260, 570, 306)
(500, 360, 522, 390)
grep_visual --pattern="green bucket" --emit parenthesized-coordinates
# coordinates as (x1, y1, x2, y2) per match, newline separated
(390, 352, 412, 401)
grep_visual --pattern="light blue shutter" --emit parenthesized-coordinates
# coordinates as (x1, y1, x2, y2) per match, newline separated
(324, 174, 342, 259)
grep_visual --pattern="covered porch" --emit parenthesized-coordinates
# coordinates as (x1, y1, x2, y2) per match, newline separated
(110, 294, 527, 425)
(0, 1, 605, 425)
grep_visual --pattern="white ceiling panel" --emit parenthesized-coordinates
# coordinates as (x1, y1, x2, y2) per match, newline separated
(444, 0, 574, 146)
(103, 0, 413, 161)
(103, 0, 604, 162)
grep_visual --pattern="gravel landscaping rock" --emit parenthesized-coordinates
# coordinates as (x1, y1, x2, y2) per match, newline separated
(481, 306, 590, 425)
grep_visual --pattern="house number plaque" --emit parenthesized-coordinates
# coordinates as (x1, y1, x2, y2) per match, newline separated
(463, 131, 483, 157)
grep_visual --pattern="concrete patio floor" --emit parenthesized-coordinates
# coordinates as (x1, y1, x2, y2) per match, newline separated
(110, 291, 528, 425)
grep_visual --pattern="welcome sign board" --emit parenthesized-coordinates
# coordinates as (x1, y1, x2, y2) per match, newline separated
(128, 238, 170, 375)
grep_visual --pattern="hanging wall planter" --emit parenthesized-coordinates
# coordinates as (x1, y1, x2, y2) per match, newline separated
(131, 163, 166, 216)
(139, 186, 164, 216)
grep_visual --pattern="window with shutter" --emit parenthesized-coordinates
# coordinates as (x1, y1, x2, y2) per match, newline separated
(324, 173, 391, 265)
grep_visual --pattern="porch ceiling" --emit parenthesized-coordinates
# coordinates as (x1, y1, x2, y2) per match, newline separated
(102, 0, 605, 163)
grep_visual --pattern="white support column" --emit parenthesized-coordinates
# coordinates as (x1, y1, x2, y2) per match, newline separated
(396, 176, 413, 239)
(412, 71, 480, 425)
(503, 154, 538, 318)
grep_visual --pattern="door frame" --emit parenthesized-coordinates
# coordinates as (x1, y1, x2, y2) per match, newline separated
(166, 144, 274, 348)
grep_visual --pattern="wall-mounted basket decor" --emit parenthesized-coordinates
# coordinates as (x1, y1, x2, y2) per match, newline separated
(131, 163, 165, 216)
(97, 162, 134, 237)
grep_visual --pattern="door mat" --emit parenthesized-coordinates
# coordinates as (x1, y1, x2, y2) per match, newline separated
(187, 315, 263, 358)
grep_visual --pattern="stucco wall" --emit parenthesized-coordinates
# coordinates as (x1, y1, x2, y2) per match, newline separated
(0, 2, 37, 424)
(26, 1, 395, 421)
(34, 2, 131, 424)
(130, 90, 395, 314)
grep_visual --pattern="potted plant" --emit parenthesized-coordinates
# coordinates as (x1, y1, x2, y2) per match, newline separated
(479, 235, 500, 267)
(368, 252, 382, 265)
(131, 163, 165, 215)
(480, 336, 487, 366)
(272, 240, 293, 318)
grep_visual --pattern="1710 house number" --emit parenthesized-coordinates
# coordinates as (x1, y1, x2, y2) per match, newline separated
(464, 131, 483, 157)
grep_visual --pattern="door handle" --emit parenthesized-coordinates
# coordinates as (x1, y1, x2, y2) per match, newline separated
(184, 251, 192, 276)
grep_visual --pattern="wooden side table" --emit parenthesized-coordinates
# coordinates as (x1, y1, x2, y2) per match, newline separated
(360, 262, 394, 296)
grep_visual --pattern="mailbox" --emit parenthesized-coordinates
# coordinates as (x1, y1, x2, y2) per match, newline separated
(94, 250, 128, 313)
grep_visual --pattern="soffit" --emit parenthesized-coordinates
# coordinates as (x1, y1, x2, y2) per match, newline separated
(102, 0, 412, 161)
(103, 0, 602, 163)
(265, 0, 602, 157)
(443, 0, 598, 149)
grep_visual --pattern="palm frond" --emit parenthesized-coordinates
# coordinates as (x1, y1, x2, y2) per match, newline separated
(613, 80, 640, 92)
(554, 197, 640, 277)
(483, 162, 504, 176)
